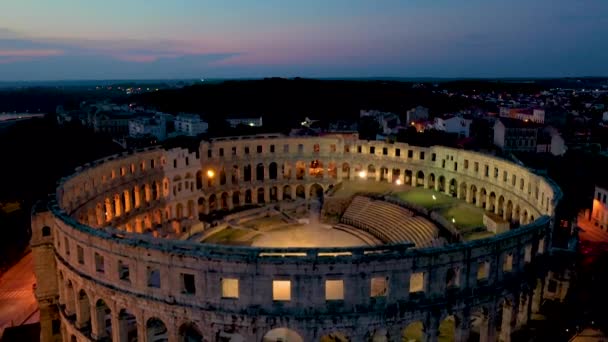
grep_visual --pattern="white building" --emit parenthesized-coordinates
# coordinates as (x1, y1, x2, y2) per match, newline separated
(432, 115, 472, 138)
(175, 113, 208, 136)
(499, 107, 545, 124)
(592, 185, 608, 231)
(128, 114, 168, 140)
(227, 116, 263, 128)
(360, 110, 401, 135)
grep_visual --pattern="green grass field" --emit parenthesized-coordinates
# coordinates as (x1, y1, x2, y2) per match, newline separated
(394, 188, 457, 209)
(203, 228, 254, 244)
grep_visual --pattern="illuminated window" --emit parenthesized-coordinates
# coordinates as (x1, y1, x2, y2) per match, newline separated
(370, 276, 388, 297)
(477, 261, 490, 281)
(409, 272, 425, 293)
(325, 280, 344, 300)
(222, 278, 239, 298)
(272, 280, 291, 301)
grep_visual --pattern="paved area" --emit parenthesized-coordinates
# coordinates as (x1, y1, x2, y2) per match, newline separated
(252, 224, 367, 248)
(577, 214, 608, 243)
(0, 252, 39, 337)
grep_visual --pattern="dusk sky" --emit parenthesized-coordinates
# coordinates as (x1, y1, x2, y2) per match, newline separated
(1, 0, 607, 80)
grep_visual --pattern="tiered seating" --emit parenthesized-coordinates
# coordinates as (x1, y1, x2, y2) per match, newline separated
(341, 196, 440, 248)
(333, 223, 382, 246)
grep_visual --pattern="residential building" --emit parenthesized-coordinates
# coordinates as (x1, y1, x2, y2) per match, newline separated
(406, 106, 429, 124)
(227, 115, 263, 128)
(175, 113, 208, 136)
(493, 118, 539, 152)
(592, 185, 608, 230)
(432, 115, 472, 138)
(499, 107, 545, 124)
(128, 114, 168, 140)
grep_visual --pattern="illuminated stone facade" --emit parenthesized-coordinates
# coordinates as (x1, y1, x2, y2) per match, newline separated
(31, 134, 561, 342)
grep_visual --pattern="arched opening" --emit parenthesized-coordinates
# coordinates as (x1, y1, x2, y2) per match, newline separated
(428, 173, 436, 189)
(416, 171, 425, 187)
(438, 315, 456, 342)
(197, 197, 206, 215)
(497, 195, 505, 216)
(309, 183, 324, 201)
(437, 175, 446, 192)
(370, 328, 388, 342)
(310, 160, 324, 178)
(402, 321, 425, 342)
(257, 187, 265, 204)
(147, 317, 168, 342)
(328, 162, 337, 179)
(209, 194, 217, 211)
(219, 168, 227, 185)
(95, 299, 112, 339)
(283, 185, 292, 200)
(118, 308, 138, 342)
(522, 209, 529, 224)
(379, 166, 389, 182)
(469, 307, 489, 342)
(342, 163, 351, 180)
(296, 185, 305, 199)
(270, 186, 278, 202)
(65, 280, 75, 315)
(153, 181, 160, 200)
(470, 184, 478, 204)
(70, 335, 76, 342)
(479, 188, 487, 208)
(178, 322, 203, 342)
(42, 226, 51, 237)
(488, 192, 496, 212)
(269, 162, 278, 180)
(514, 205, 521, 224)
(263, 328, 303, 342)
(405, 170, 413, 186)
(446, 267, 460, 288)
(195, 170, 203, 189)
(392, 169, 401, 184)
(245, 190, 252, 204)
(506, 200, 513, 221)
(367, 164, 376, 180)
(459, 182, 467, 200)
(296, 161, 306, 180)
(221, 192, 229, 210)
(282, 162, 292, 180)
(243, 164, 252, 182)
(256, 163, 265, 181)
(77, 289, 91, 329)
(449, 178, 457, 197)
(320, 332, 350, 342)
(231, 165, 239, 184)
(232, 192, 241, 207)
(187, 200, 194, 218)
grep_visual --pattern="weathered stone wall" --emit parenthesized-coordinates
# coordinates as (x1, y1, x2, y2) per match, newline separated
(32, 135, 562, 342)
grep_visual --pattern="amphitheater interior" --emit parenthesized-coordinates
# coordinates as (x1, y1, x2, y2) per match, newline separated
(31, 134, 564, 342)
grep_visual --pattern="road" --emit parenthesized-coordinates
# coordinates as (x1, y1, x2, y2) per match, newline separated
(0, 252, 39, 337)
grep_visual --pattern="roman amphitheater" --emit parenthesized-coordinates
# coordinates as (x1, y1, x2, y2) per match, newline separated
(31, 134, 563, 342)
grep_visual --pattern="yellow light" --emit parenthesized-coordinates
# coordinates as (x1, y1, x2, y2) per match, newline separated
(395, 179, 402, 185)
(452, 218, 456, 223)
(207, 170, 215, 178)
(411, 121, 415, 126)
(432, 195, 437, 200)
(358, 171, 367, 179)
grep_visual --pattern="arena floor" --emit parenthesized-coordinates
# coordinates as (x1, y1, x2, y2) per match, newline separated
(251, 223, 368, 248)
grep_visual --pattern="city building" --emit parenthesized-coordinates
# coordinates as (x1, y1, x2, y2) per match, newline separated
(432, 115, 472, 138)
(591, 185, 608, 230)
(174, 113, 208, 136)
(360, 110, 401, 135)
(91, 112, 132, 136)
(493, 118, 540, 152)
(499, 107, 545, 124)
(128, 114, 168, 140)
(227, 115, 263, 128)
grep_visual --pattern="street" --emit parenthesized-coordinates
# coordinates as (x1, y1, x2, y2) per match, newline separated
(0, 252, 39, 337)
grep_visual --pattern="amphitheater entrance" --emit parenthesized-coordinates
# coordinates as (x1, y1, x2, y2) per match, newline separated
(470, 185, 478, 204)
(416, 171, 425, 187)
(257, 188, 265, 204)
(269, 162, 278, 180)
(428, 173, 436, 189)
(449, 178, 457, 197)
(296, 185, 306, 199)
(401, 321, 424, 342)
(146, 318, 168, 342)
(438, 175, 446, 192)
(310, 160, 324, 178)
(94, 299, 112, 340)
(283, 185, 292, 200)
(245, 190, 252, 204)
(380, 166, 389, 182)
(392, 169, 401, 184)
(459, 182, 467, 200)
(367, 164, 377, 180)
(310, 183, 324, 201)
(178, 322, 203, 342)
(405, 170, 413, 186)
(262, 328, 303, 342)
(342, 163, 351, 180)
(76, 290, 91, 329)
(118, 308, 138, 341)
(320, 332, 350, 342)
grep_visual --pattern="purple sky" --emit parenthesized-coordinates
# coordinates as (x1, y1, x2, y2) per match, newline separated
(1, 0, 607, 80)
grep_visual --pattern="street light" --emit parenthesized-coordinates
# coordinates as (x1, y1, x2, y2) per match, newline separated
(395, 179, 402, 185)
(432, 195, 436, 201)
(207, 170, 215, 178)
(358, 171, 367, 179)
